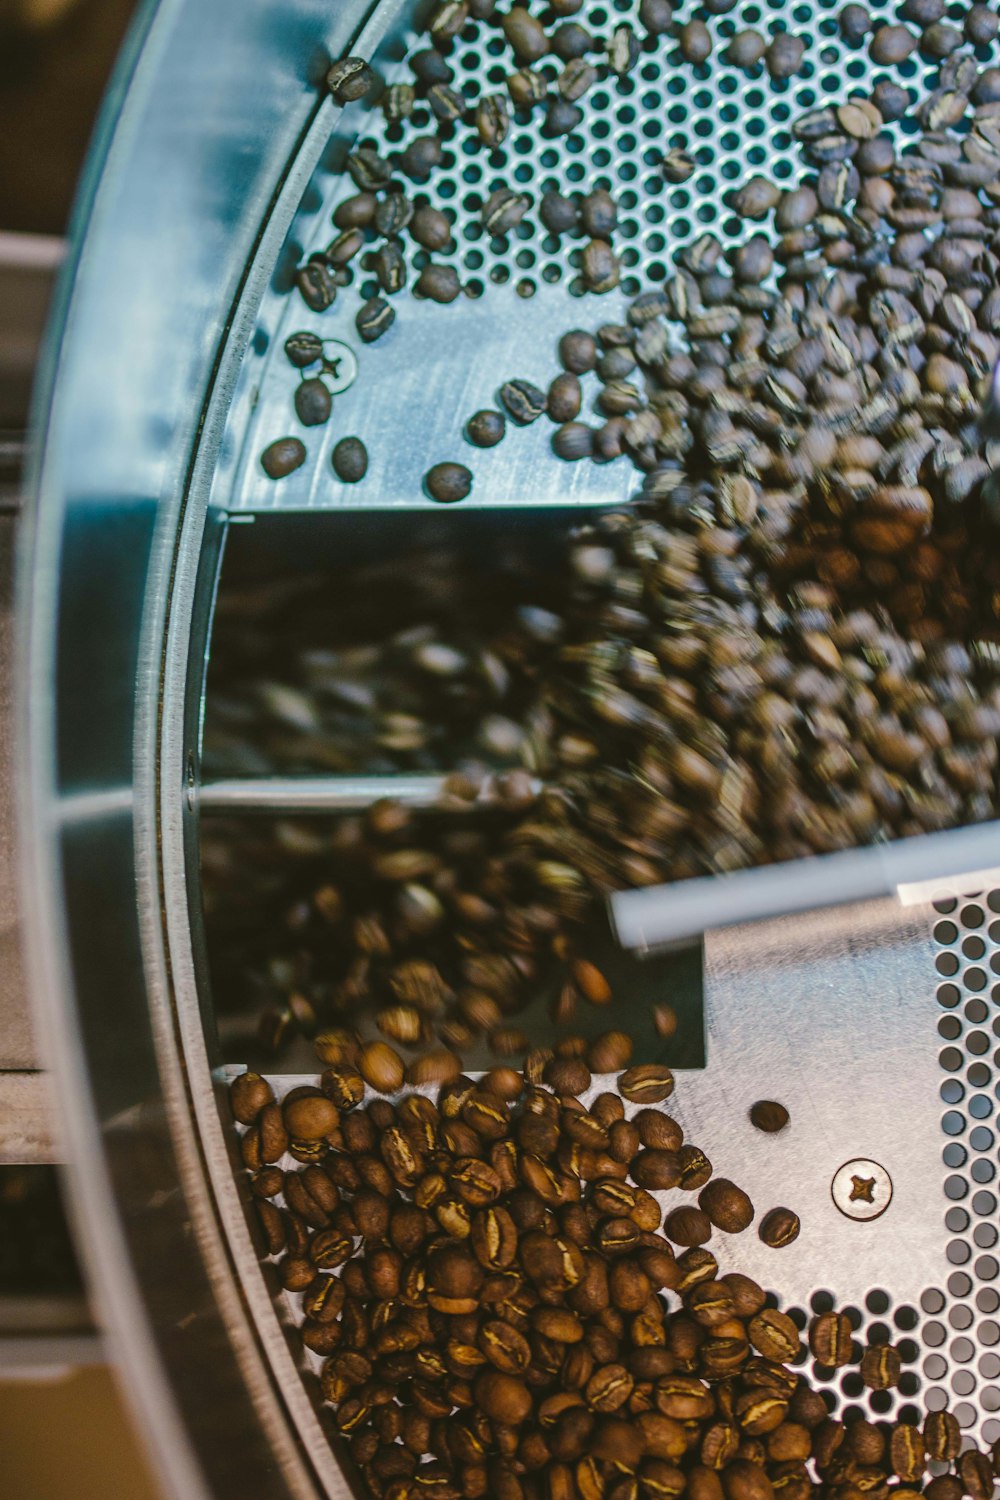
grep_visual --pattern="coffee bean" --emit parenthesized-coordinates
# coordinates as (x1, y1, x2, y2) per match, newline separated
(500, 378, 548, 424)
(285, 330, 324, 368)
(749, 1100, 789, 1133)
(483, 187, 531, 236)
(507, 66, 548, 108)
(476, 92, 510, 148)
(502, 6, 549, 62)
(699, 1179, 754, 1233)
(766, 33, 806, 78)
(356, 297, 395, 342)
(890, 1423, 926, 1483)
(925, 1410, 961, 1462)
(326, 57, 375, 104)
(373, 192, 412, 237)
(860, 1343, 901, 1389)
(809, 1311, 854, 1367)
(426, 461, 472, 503)
(373, 240, 406, 294)
(679, 19, 712, 62)
(261, 437, 307, 479)
(284, 1093, 338, 1140)
(540, 190, 578, 235)
(725, 28, 766, 67)
(839, 4, 870, 43)
(559, 57, 598, 98)
(758, 1207, 800, 1248)
(296, 261, 337, 311)
(294, 377, 332, 426)
(660, 147, 696, 183)
(559, 329, 597, 373)
(467, 409, 506, 447)
(544, 96, 584, 137)
(399, 135, 443, 181)
(552, 23, 593, 61)
(553, 422, 594, 460)
(870, 23, 917, 63)
(547, 372, 582, 424)
(357, 1041, 404, 1093)
(416, 264, 462, 303)
(966, 4, 999, 45)
(618, 1065, 675, 1104)
(231, 1071, 275, 1124)
(331, 436, 368, 484)
(664, 1206, 712, 1246)
(580, 190, 617, 239)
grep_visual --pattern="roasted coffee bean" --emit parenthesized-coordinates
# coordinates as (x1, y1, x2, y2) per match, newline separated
(548, 373, 582, 424)
(296, 261, 337, 311)
(966, 4, 999, 45)
(619, 1066, 675, 1104)
(679, 19, 712, 62)
(860, 1343, 900, 1389)
(502, 6, 549, 62)
(700, 1180, 754, 1234)
(476, 93, 510, 148)
(500, 378, 548, 424)
(580, 190, 617, 239)
(467, 409, 506, 447)
(664, 1207, 712, 1247)
(261, 437, 307, 479)
(483, 187, 531, 236)
(660, 148, 696, 183)
(356, 297, 395, 343)
(373, 240, 406, 294)
(331, 436, 368, 484)
(231, 1071, 275, 1124)
(559, 331, 597, 375)
(416, 264, 462, 303)
(553, 422, 595, 460)
(326, 57, 375, 104)
(924, 1410, 961, 1462)
(749, 1101, 789, 1133)
(758, 1208, 799, 1248)
(426, 461, 473, 503)
(374, 192, 412, 236)
(766, 33, 806, 78)
(357, 1041, 404, 1093)
(285, 330, 324, 368)
(890, 1423, 926, 1483)
(725, 29, 766, 68)
(540, 190, 578, 235)
(399, 135, 443, 181)
(544, 97, 584, 137)
(553, 23, 593, 61)
(588, 1030, 633, 1073)
(809, 1312, 853, 1367)
(870, 23, 917, 63)
(748, 1310, 800, 1361)
(295, 378, 332, 427)
(507, 66, 548, 108)
(839, 4, 870, 44)
(559, 57, 598, 99)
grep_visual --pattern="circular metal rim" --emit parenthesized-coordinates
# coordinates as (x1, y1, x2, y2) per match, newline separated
(15, 0, 405, 1494)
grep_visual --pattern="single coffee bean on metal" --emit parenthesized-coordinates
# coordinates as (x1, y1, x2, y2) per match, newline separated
(261, 437, 306, 479)
(467, 409, 506, 447)
(295, 378, 333, 426)
(332, 436, 368, 483)
(426, 462, 473, 502)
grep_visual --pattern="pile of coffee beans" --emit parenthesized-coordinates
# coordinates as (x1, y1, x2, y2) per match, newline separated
(230, 1063, 1000, 1500)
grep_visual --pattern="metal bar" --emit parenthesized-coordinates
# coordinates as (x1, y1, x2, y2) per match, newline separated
(196, 772, 539, 814)
(610, 817, 1000, 955)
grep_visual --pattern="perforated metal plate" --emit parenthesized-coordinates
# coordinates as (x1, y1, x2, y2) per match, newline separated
(213, 0, 1000, 514)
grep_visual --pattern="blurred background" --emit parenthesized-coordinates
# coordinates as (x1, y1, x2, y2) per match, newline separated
(1, 0, 162, 1493)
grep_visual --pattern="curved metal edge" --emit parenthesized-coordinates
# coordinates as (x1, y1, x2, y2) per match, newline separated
(16, 0, 387, 1495)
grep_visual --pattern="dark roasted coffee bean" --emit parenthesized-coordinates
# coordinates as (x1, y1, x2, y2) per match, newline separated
(326, 57, 375, 104)
(540, 190, 578, 234)
(580, 190, 617, 239)
(410, 48, 453, 85)
(295, 378, 332, 426)
(476, 93, 510, 148)
(859, 1343, 900, 1389)
(758, 1208, 800, 1248)
(374, 192, 412, 236)
(679, 19, 712, 62)
(502, 6, 549, 62)
(507, 66, 548, 108)
(582, 239, 620, 293)
(500, 378, 547, 424)
(725, 28, 766, 67)
(553, 422, 595, 460)
(483, 187, 531, 236)
(426, 462, 472, 503)
(766, 32, 806, 77)
(261, 437, 307, 479)
(619, 1065, 674, 1104)
(750, 1100, 789, 1133)
(639, 0, 672, 33)
(333, 191, 376, 230)
(296, 261, 338, 311)
(356, 296, 395, 342)
(553, 23, 593, 60)
(325, 227, 365, 266)
(699, 1179, 754, 1233)
(547, 372, 582, 423)
(869, 23, 917, 63)
(347, 147, 392, 190)
(809, 1311, 853, 1367)
(966, 4, 999, 45)
(399, 135, 444, 181)
(560, 329, 597, 372)
(373, 239, 406, 294)
(331, 437, 368, 484)
(416, 263, 462, 303)
(285, 330, 324, 368)
(467, 409, 506, 447)
(544, 97, 585, 137)
(839, 4, 870, 43)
